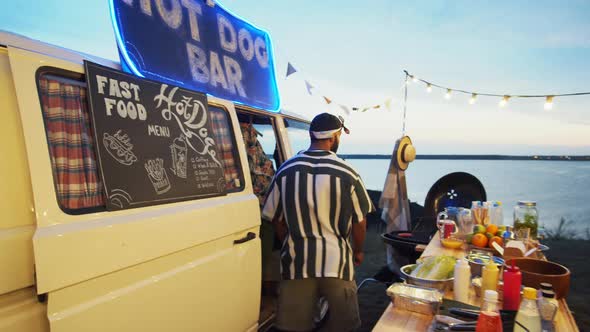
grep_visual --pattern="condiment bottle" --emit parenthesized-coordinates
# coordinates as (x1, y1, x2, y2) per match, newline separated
(540, 290, 559, 312)
(503, 263, 521, 311)
(514, 287, 542, 332)
(476, 290, 503, 332)
(482, 257, 499, 293)
(454, 259, 471, 303)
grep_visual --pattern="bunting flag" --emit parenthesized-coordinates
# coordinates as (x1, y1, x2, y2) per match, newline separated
(338, 104, 351, 115)
(323, 96, 332, 104)
(384, 97, 393, 111)
(286, 62, 297, 77)
(373, 104, 381, 109)
(352, 107, 359, 111)
(305, 80, 314, 95)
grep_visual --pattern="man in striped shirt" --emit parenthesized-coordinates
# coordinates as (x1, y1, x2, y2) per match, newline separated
(262, 113, 373, 332)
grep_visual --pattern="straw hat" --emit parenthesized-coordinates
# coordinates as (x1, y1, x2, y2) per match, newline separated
(396, 136, 416, 170)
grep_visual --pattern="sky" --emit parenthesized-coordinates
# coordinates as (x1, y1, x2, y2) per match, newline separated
(1, 0, 589, 155)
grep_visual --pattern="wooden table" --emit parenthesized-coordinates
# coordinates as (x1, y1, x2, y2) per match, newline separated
(372, 233, 579, 331)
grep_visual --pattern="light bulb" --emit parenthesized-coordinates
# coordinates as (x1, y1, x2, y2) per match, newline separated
(412, 75, 418, 83)
(499, 95, 510, 108)
(544, 96, 554, 110)
(469, 93, 477, 105)
(445, 89, 452, 100)
(426, 84, 432, 93)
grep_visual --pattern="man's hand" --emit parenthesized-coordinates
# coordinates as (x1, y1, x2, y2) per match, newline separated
(353, 250, 364, 266)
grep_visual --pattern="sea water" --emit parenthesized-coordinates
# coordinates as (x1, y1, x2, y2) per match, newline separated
(346, 159, 590, 233)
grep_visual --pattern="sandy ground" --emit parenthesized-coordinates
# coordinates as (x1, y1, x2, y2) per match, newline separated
(353, 218, 590, 332)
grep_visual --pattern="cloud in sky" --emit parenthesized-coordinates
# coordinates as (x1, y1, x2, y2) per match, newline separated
(1, 0, 589, 155)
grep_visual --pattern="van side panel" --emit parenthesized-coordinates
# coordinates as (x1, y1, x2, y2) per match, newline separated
(47, 229, 260, 332)
(0, 48, 36, 295)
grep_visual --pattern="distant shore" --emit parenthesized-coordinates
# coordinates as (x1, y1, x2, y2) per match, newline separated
(340, 154, 590, 161)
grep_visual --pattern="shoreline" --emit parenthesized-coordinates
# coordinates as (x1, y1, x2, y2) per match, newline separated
(340, 154, 590, 161)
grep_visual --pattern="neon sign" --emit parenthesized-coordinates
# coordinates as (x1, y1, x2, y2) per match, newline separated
(109, 0, 280, 111)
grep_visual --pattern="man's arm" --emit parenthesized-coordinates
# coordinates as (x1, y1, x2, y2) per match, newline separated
(351, 218, 367, 266)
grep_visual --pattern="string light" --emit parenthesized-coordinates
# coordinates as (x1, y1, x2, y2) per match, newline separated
(445, 89, 452, 100)
(544, 96, 554, 110)
(402, 70, 590, 111)
(499, 95, 510, 108)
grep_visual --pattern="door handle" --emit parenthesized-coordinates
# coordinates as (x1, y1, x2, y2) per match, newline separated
(233, 232, 256, 245)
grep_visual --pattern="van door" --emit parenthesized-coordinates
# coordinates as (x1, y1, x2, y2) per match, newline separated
(7, 46, 261, 332)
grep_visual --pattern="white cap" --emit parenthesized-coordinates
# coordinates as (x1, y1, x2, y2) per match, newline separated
(484, 290, 498, 302)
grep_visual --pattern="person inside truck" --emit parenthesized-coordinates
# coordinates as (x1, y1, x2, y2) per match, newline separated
(262, 113, 374, 332)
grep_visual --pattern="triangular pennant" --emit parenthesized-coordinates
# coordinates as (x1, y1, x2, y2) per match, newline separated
(305, 80, 314, 95)
(352, 107, 359, 111)
(286, 62, 297, 77)
(384, 97, 392, 110)
(338, 104, 351, 115)
(361, 107, 370, 112)
(323, 96, 332, 104)
(373, 104, 381, 109)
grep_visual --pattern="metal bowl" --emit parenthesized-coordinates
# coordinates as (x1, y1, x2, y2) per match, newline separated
(400, 264, 454, 291)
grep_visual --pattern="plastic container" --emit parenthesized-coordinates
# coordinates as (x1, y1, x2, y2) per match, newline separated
(514, 287, 542, 332)
(482, 258, 499, 293)
(454, 259, 471, 303)
(476, 290, 503, 332)
(385, 283, 443, 315)
(513, 201, 539, 239)
(503, 263, 522, 311)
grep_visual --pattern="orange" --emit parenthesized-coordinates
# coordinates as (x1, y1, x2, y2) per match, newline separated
(486, 224, 498, 235)
(472, 233, 488, 248)
(489, 236, 503, 249)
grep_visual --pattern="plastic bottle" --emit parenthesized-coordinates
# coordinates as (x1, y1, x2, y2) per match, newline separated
(476, 290, 503, 332)
(539, 290, 558, 332)
(482, 258, 499, 293)
(514, 287, 542, 332)
(503, 263, 522, 311)
(454, 259, 471, 303)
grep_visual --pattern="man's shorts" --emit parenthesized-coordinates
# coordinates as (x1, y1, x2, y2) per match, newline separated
(275, 277, 361, 332)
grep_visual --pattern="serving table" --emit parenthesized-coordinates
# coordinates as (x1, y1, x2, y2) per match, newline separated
(372, 233, 579, 331)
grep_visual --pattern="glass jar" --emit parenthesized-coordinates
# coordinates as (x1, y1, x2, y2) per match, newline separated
(513, 201, 538, 239)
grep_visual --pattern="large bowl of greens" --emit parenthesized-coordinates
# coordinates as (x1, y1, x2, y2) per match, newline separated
(400, 255, 457, 291)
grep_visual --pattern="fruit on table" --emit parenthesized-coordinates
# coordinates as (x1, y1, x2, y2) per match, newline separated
(489, 236, 503, 248)
(495, 231, 504, 237)
(472, 233, 489, 248)
(486, 224, 498, 235)
(466, 233, 474, 244)
(473, 225, 486, 234)
(485, 232, 494, 239)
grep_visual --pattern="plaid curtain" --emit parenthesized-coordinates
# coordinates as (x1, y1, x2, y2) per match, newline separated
(209, 107, 240, 190)
(39, 77, 105, 210)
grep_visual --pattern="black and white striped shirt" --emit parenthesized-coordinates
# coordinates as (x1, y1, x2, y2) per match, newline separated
(262, 150, 373, 281)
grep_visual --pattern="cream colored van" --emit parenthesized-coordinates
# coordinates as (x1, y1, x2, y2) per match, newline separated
(0, 31, 310, 332)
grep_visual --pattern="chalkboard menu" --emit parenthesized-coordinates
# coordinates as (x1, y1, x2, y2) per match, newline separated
(84, 61, 227, 210)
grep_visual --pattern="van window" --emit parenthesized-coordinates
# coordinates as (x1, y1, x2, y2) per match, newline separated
(237, 113, 280, 206)
(284, 118, 310, 156)
(37, 72, 244, 213)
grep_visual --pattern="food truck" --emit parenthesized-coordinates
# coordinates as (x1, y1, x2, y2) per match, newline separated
(0, 1, 307, 331)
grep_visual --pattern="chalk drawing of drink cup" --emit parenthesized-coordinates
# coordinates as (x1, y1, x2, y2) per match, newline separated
(103, 130, 138, 166)
(170, 135, 188, 179)
(145, 158, 171, 195)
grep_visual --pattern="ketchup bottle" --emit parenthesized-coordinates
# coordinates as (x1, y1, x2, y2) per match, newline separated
(503, 263, 522, 311)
